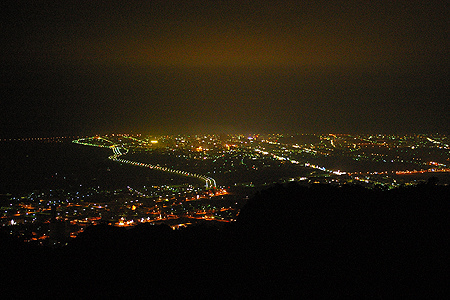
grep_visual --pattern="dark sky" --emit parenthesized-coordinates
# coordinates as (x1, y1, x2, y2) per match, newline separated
(2, 0, 448, 137)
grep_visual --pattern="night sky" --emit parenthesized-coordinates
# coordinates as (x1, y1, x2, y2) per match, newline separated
(2, 0, 448, 137)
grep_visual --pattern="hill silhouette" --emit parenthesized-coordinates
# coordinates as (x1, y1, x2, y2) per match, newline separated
(1, 183, 448, 298)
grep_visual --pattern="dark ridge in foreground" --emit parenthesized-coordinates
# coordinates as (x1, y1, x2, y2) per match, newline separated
(1, 183, 448, 298)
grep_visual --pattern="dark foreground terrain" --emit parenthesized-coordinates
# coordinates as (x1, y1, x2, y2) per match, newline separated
(1, 183, 448, 298)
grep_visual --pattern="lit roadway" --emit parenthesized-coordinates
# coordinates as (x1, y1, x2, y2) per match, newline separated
(73, 137, 217, 189)
(255, 141, 346, 175)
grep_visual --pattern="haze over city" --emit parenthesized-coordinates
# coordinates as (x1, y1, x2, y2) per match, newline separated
(2, 0, 448, 137)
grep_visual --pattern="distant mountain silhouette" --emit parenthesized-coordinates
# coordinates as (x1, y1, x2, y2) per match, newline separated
(1, 183, 448, 298)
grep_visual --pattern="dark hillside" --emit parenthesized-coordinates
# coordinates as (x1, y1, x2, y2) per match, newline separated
(1, 183, 448, 298)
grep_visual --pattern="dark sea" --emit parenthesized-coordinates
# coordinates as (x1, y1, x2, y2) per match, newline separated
(0, 139, 201, 195)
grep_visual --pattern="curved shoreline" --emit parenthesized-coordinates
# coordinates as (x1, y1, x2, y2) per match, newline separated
(73, 138, 217, 189)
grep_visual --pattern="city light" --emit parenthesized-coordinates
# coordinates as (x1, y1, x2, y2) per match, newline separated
(2, 133, 449, 245)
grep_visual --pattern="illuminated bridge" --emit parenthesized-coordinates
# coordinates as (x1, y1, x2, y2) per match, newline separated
(73, 137, 217, 189)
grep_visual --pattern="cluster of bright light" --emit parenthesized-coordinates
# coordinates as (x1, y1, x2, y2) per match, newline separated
(254, 148, 298, 164)
(396, 168, 450, 175)
(427, 137, 450, 149)
(292, 144, 318, 154)
(304, 163, 327, 171)
(117, 217, 134, 227)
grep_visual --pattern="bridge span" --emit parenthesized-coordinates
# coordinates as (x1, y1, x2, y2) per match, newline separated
(73, 137, 217, 189)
